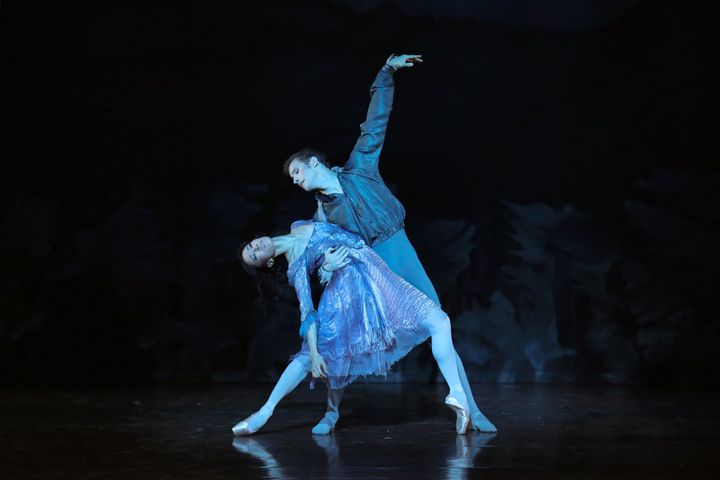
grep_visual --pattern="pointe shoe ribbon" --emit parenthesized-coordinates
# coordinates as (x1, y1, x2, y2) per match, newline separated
(445, 394, 470, 435)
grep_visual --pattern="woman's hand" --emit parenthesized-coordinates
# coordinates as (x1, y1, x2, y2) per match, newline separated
(322, 246, 352, 272)
(385, 53, 423, 70)
(311, 353, 328, 379)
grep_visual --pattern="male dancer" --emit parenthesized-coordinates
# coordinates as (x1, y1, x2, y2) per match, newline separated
(284, 54, 496, 434)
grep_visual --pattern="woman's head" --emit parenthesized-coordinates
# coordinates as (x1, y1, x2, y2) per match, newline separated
(238, 235, 276, 272)
(238, 234, 285, 311)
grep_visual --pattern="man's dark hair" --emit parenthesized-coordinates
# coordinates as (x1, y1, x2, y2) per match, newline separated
(283, 147, 329, 176)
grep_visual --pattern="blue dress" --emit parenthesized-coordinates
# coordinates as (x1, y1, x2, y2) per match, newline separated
(288, 221, 438, 389)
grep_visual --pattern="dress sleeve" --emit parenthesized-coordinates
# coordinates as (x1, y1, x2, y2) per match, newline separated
(288, 259, 318, 338)
(344, 65, 395, 175)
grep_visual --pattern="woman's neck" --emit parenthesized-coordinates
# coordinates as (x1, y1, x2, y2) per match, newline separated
(271, 234, 294, 257)
(272, 224, 314, 263)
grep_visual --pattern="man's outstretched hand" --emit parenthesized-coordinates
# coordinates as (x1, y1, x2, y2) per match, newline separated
(386, 54, 423, 70)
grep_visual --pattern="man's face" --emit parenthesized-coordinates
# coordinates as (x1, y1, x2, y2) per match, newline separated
(288, 158, 316, 191)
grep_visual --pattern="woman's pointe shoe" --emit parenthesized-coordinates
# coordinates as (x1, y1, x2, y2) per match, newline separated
(445, 394, 470, 435)
(232, 413, 263, 436)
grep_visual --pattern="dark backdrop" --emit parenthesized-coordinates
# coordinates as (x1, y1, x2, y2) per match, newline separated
(2, 0, 715, 385)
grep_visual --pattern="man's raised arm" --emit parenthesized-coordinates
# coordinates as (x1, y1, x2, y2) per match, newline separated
(345, 54, 422, 174)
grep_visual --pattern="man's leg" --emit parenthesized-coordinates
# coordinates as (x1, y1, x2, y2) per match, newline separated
(454, 351, 496, 432)
(312, 387, 344, 434)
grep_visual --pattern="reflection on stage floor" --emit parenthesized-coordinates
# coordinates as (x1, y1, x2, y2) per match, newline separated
(1, 383, 718, 479)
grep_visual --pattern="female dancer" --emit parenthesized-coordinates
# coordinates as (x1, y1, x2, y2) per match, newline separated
(233, 220, 496, 435)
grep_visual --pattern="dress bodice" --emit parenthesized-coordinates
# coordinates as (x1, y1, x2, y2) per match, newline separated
(286, 222, 366, 332)
(287, 221, 365, 283)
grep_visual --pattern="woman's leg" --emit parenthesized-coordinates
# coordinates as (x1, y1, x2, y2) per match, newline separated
(421, 309, 497, 433)
(421, 309, 467, 403)
(421, 308, 477, 434)
(233, 356, 311, 434)
(374, 231, 487, 425)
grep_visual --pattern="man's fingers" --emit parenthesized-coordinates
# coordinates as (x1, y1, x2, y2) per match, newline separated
(325, 246, 353, 270)
(402, 54, 423, 66)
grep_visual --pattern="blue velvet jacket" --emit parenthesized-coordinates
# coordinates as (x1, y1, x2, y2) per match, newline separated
(314, 65, 406, 247)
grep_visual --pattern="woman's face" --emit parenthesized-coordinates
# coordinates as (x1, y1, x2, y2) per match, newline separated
(241, 236, 275, 268)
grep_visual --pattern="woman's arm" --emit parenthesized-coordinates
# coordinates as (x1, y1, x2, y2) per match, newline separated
(306, 321, 328, 379)
(289, 258, 319, 337)
(290, 263, 329, 378)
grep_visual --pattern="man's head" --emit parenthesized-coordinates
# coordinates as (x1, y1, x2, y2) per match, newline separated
(283, 147, 331, 191)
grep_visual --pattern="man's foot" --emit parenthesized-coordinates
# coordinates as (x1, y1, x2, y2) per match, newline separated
(311, 411, 339, 435)
(469, 411, 497, 433)
(232, 405, 273, 436)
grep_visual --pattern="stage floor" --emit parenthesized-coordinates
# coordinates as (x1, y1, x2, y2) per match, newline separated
(1, 383, 718, 479)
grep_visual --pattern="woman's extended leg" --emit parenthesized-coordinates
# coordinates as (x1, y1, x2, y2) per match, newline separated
(422, 310, 465, 398)
(375, 231, 493, 431)
(421, 309, 470, 432)
(232, 356, 311, 435)
(421, 309, 496, 433)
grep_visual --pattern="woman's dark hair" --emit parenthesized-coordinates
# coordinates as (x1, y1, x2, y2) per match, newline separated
(283, 147, 330, 176)
(237, 234, 286, 310)
(238, 239, 260, 277)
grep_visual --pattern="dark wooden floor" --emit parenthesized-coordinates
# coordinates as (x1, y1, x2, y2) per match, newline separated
(1, 383, 718, 479)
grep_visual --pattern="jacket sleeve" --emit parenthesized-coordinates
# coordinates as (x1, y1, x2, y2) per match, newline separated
(344, 65, 395, 175)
